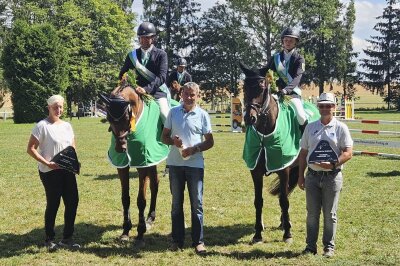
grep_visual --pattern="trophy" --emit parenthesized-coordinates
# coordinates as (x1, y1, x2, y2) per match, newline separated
(51, 146, 81, 174)
(308, 140, 338, 164)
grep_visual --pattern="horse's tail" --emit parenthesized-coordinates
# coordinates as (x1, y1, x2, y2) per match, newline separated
(269, 166, 299, 196)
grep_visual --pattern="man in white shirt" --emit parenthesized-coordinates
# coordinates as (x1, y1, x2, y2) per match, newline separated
(298, 92, 353, 257)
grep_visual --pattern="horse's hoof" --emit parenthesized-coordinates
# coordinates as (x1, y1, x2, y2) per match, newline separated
(251, 237, 263, 245)
(146, 216, 155, 231)
(119, 234, 130, 242)
(134, 239, 145, 249)
(283, 237, 293, 244)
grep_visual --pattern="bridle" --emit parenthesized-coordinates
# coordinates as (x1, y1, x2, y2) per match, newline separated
(245, 82, 272, 126)
(105, 84, 133, 140)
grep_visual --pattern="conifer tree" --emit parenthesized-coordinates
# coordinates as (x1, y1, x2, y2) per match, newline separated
(360, 0, 400, 109)
(191, 3, 262, 100)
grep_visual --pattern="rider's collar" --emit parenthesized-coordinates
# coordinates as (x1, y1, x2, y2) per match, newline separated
(141, 44, 154, 54)
(283, 48, 295, 61)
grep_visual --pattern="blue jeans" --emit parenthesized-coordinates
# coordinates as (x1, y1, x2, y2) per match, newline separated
(305, 171, 343, 252)
(169, 166, 204, 247)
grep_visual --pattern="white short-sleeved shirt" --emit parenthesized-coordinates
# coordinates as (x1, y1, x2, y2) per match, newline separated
(164, 104, 212, 168)
(300, 117, 353, 171)
(31, 119, 75, 172)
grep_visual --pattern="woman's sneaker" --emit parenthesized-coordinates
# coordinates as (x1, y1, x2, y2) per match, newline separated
(58, 238, 81, 250)
(44, 240, 58, 252)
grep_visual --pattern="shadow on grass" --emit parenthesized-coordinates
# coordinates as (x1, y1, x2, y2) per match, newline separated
(367, 170, 400, 178)
(94, 171, 139, 180)
(0, 223, 144, 259)
(0, 222, 298, 259)
(203, 224, 301, 260)
(205, 250, 301, 260)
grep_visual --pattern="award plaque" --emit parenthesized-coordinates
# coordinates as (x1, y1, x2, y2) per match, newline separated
(51, 146, 81, 174)
(308, 140, 338, 164)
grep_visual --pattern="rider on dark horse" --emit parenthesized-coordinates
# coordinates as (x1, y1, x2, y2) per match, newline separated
(259, 27, 308, 133)
(167, 57, 192, 102)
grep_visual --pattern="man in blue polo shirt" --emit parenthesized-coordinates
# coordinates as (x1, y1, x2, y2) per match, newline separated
(161, 82, 214, 254)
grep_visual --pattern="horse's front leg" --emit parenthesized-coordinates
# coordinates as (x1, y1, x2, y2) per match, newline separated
(277, 169, 293, 243)
(136, 168, 149, 242)
(251, 166, 265, 244)
(118, 167, 132, 241)
(146, 165, 159, 230)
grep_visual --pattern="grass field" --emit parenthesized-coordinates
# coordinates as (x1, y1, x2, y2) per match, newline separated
(0, 111, 399, 265)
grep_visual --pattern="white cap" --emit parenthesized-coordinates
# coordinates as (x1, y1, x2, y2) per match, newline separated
(318, 93, 335, 104)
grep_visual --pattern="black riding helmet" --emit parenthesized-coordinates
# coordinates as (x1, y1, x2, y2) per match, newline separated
(137, 22, 156, 37)
(177, 58, 187, 67)
(280, 27, 300, 41)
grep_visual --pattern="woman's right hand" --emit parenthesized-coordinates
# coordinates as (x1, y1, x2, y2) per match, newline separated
(47, 161, 60, 170)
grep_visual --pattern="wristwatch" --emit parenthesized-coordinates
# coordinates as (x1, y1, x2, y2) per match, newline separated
(330, 162, 336, 170)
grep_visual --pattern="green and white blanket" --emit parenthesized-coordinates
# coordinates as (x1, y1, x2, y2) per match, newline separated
(108, 99, 169, 168)
(243, 101, 319, 172)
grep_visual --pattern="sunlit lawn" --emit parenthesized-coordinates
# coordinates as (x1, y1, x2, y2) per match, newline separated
(0, 110, 399, 265)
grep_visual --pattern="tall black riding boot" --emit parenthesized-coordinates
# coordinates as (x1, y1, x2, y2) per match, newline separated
(299, 120, 308, 136)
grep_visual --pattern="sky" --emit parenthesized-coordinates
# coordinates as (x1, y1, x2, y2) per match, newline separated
(132, 0, 397, 60)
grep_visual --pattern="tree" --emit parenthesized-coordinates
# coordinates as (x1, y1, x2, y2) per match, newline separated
(2, 20, 68, 123)
(6, 0, 134, 109)
(191, 3, 263, 102)
(360, 0, 400, 109)
(143, 0, 200, 68)
(329, 0, 358, 99)
(112, 0, 133, 13)
(228, 0, 302, 62)
(300, 0, 344, 95)
(74, 0, 134, 100)
(0, 0, 12, 108)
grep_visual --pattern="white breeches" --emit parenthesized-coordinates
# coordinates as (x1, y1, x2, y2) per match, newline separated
(156, 97, 170, 124)
(289, 97, 307, 125)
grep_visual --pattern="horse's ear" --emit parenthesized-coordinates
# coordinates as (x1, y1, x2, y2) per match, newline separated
(239, 62, 264, 81)
(98, 93, 110, 105)
(239, 62, 251, 75)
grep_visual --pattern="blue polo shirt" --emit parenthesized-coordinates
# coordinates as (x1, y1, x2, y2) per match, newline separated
(164, 104, 212, 168)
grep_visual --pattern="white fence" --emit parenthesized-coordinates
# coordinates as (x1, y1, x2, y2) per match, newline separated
(0, 111, 13, 121)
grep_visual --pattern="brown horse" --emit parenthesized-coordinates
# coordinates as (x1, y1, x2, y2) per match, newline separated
(99, 82, 167, 247)
(170, 80, 182, 101)
(241, 63, 302, 244)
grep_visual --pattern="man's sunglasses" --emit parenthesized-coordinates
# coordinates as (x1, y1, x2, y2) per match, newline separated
(318, 104, 334, 109)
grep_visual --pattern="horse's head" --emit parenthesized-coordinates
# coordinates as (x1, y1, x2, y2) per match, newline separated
(171, 80, 181, 93)
(99, 82, 141, 153)
(240, 62, 271, 127)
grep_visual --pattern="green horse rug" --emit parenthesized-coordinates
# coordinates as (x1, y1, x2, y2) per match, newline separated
(243, 101, 320, 172)
(108, 99, 177, 168)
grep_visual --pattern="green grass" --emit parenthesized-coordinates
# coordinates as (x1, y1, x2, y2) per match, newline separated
(0, 113, 399, 265)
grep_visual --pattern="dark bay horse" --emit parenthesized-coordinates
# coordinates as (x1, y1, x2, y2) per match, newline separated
(99, 82, 169, 247)
(240, 63, 318, 244)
